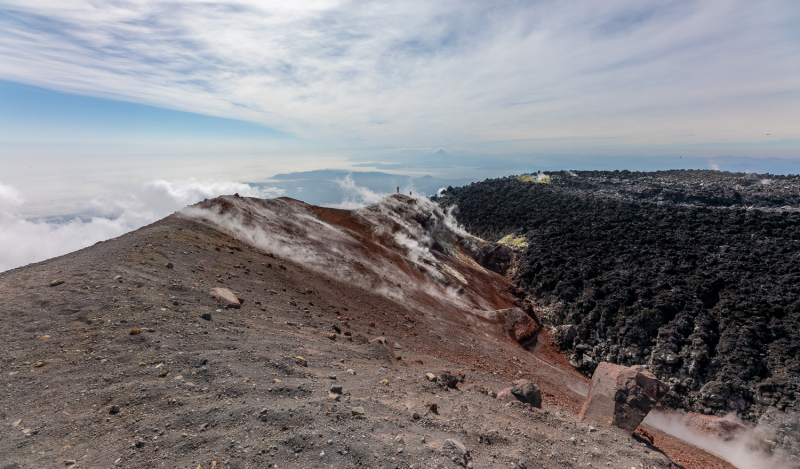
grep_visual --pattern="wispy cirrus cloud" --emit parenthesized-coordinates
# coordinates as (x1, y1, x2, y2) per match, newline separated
(0, 1, 798, 150)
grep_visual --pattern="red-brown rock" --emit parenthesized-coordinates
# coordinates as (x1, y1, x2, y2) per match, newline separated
(482, 308, 541, 348)
(579, 362, 669, 432)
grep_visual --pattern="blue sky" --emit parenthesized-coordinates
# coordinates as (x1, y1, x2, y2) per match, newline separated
(0, 1, 799, 270)
(1, 0, 798, 154)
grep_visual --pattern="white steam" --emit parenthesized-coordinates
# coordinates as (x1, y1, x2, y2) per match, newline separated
(183, 185, 493, 313)
(325, 173, 423, 209)
(643, 411, 794, 469)
(0, 179, 283, 272)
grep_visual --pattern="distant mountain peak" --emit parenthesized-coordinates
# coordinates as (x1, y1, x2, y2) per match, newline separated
(434, 149, 449, 155)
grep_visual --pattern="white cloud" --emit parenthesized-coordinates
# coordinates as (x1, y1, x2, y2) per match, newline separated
(0, 179, 283, 272)
(0, 1, 797, 150)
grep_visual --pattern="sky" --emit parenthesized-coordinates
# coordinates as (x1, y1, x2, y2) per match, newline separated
(1, 0, 799, 270)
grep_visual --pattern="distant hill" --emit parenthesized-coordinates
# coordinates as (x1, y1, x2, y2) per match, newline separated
(250, 169, 475, 206)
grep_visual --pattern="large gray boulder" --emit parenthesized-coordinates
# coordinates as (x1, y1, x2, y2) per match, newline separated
(579, 362, 669, 433)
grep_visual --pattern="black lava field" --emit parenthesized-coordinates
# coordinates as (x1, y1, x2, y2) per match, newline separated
(437, 170, 800, 421)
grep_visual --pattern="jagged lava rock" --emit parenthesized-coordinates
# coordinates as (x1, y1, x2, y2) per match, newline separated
(209, 287, 242, 309)
(579, 362, 669, 432)
(553, 324, 577, 349)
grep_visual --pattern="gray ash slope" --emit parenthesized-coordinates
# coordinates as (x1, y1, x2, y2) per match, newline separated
(436, 170, 800, 422)
(2, 195, 699, 469)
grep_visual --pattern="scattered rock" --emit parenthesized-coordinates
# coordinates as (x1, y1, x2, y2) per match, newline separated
(425, 373, 437, 382)
(424, 402, 438, 414)
(496, 379, 542, 407)
(328, 333, 336, 340)
(64, 460, 76, 466)
(49, 279, 65, 287)
(438, 370, 463, 388)
(201, 313, 212, 321)
(368, 336, 397, 362)
(209, 287, 242, 309)
(330, 384, 343, 394)
(579, 362, 669, 432)
(443, 438, 470, 466)
(109, 405, 120, 415)
(351, 407, 365, 416)
(295, 356, 307, 367)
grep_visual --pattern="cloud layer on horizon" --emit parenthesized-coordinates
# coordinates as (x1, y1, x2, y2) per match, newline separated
(1, 1, 798, 151)
(0, 179, 283, 272)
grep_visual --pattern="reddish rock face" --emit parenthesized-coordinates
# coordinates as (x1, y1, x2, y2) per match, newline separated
(482, 308, 540, 348)
(209, 287, 242, 309)
(579, 362, 669, 432)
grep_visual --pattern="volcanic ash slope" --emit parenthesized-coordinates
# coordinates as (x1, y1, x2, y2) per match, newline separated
(0, 193, 720, 468)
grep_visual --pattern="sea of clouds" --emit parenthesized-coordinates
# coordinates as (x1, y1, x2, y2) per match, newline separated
(0, 178, 283, 272)
(0, 173, 441, 272)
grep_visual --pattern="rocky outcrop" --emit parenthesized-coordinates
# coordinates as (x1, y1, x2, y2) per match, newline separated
(476, 243, 514, 275)
(579, 362, 669, 432)
(482, 307, 541, 349)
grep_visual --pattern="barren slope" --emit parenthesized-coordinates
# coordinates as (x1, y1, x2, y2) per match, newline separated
(0, 195, 724, 468)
